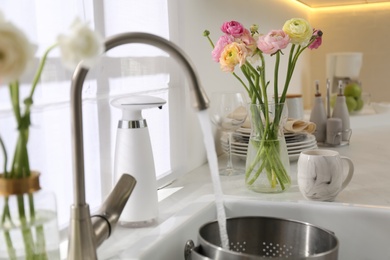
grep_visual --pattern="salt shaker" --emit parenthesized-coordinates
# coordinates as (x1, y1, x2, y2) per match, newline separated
(326, 118, 342, 145)
(332, 81, 351, 141)
(310, 80, 327, 143)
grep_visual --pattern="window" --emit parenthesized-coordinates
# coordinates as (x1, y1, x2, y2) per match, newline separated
(0, 0, 186, 227)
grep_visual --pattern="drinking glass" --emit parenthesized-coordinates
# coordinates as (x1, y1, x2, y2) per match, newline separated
(209, 91, 248, 176)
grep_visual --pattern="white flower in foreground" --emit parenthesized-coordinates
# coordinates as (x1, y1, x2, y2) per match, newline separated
(57, 17, 104, 70)
(0, 13, 35, 83)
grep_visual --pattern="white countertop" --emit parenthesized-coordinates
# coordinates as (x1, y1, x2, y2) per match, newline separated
(98, 108, 390, 259)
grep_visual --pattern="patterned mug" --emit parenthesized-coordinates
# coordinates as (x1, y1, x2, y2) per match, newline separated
(297, 149, 354, 202)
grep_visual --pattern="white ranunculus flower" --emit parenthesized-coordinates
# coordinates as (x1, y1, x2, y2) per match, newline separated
(57, 17, 104, 71)
(0, 16, 35, 83)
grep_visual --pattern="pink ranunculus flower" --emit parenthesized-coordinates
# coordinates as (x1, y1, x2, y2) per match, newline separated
(238, 29, 257, 54)
(219, 42, 247, 72)
(308, 29, 323, 50)
(212, 34, 234, 62)
(257, 30, 290, 55)
(221, 21, 245, 37)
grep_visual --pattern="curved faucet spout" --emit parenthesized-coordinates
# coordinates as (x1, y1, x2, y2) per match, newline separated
(68, 32, 210, 259)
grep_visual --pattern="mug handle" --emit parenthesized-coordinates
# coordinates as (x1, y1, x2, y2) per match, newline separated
(340, 156, 354, 190)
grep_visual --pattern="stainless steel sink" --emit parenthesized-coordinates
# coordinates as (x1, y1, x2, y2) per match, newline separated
(115, 195, 390, 259)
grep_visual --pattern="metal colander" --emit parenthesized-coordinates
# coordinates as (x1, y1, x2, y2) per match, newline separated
(185, 216, 339, 260)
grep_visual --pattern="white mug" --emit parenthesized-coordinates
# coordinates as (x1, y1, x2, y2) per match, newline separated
(297, 149, 354, 202)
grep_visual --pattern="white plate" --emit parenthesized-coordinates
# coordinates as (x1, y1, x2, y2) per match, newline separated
(232, 135, 250, 143)
(221, 136, 249, 148)
(288, 144, 318, 155)
(221, 144, 247, 153)
(286, 134, 316, 147)
(287, 140, 317, 151)
(221, 133, 317, 162)
(221, 141, 248, 149)
(284, 132, 305, 137)
(237, 128, 312, 140)
(285, 135, 307, 143)
(223, 145, 317, 161)
(222, 135, 317, 151)
(232, 152, 246, 158)
(224, 150, 310, 162)
(221, 146, 247, 156)
(230, 149, 247, 155)
(229, 150, 303, 162)
(236, 127, 251, 134)
(233, 131, 250, 138)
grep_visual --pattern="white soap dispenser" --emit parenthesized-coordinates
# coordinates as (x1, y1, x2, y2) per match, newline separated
(111, 95, 166, 227)
(310, 80, 327, 143)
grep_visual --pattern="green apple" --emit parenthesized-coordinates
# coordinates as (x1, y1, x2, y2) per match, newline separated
(346, 96, 357, 112)
(330, 94, 336, 108)
(355, 97, 364, 111)
(344, 83, 362, 98)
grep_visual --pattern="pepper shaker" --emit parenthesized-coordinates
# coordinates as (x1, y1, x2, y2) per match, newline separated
(310, 80, 327, 143)
(332, 81, 351, 141)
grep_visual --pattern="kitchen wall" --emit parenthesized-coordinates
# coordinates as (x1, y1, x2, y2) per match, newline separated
(309, 3, 390, 104)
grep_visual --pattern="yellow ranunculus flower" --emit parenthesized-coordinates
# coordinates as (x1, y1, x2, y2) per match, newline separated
(219, 42, 247, 72)
(282, 18, 312, 45)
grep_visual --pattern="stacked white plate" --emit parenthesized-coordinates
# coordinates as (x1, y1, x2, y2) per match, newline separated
(284, 132, 318, 161)
(221, 127, 317, 162)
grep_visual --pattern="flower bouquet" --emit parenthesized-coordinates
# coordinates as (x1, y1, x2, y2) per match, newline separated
(0, 13, 103, 259)
(204, 18, 322, 192)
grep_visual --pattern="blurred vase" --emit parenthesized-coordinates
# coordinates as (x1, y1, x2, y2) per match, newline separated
(0, 172, 60, 260)
(245, 103, 291, 193)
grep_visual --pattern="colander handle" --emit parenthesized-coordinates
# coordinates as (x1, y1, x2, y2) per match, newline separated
(184, 240, 213, 260)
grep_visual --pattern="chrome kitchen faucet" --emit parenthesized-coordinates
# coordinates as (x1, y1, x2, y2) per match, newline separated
(68, 32, 209, 259)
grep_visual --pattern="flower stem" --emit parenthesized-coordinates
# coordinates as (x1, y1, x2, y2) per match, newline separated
(204, 34, 215, 49)
(233, 71, 250, 95)
(28, 44, 57, 101)
(246, 138, 289, 190)
(274, 51, 280, 104)
(0, 135, 8, 176)
(241, 65, 261, 102)
(245, 104, 290, 191)
(8, 82, 22, 129)
(3, 231, 17, 260)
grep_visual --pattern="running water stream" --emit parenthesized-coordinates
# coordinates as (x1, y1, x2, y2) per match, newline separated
(197, 110, 230, 250)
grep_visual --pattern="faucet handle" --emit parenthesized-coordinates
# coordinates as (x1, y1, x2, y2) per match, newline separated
(92, 174, 136, 247)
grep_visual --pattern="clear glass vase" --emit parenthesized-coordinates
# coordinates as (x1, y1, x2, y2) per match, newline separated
(245, 103, 291, 193)
(0, 173, 60, 260)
